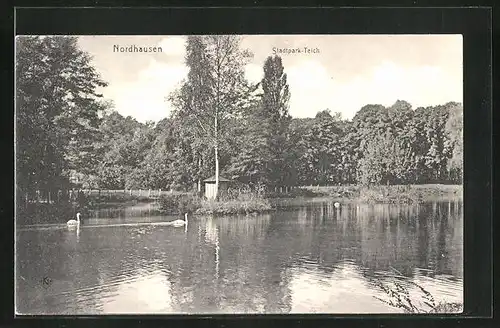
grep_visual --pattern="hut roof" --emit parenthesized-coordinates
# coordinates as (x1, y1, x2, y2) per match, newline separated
(203, 175, 231, 183)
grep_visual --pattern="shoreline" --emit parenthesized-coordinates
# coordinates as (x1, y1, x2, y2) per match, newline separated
(155, 184, 462, 217)
(16, 184, 463, 224)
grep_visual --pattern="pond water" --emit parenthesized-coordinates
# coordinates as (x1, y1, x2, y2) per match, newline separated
(15, 200, 463, 314)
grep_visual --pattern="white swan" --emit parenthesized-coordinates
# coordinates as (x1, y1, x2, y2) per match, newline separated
(171, 213, 188, 227)
(334, 202, 341, 208)
(67, 212, 81, 227)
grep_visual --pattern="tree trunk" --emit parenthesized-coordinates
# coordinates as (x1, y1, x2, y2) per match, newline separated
(215, 144, 219, 200)
(214, 112, 219, 200)
(197, 156, 202, 192)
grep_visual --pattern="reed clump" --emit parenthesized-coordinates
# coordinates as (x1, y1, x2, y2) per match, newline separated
(158, 193, 202, 215)
(373, 271, 463, 314)
(158, 189, 273, 217)
(195, 191, 273, 216)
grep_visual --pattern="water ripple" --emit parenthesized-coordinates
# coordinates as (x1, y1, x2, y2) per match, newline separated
(16, 201, 463, 314)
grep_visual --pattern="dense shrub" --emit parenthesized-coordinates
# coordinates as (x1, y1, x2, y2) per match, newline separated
(195, 192, 273, 216)
(158, 193, 201, 215)
(159, 189, 273, 217)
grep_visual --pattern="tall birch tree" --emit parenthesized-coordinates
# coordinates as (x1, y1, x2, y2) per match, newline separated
(169, 35, 254, 199)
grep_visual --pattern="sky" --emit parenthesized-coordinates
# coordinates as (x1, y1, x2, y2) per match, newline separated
(78, 35, 463, 123)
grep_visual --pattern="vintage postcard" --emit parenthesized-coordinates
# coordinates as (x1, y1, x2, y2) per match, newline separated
(15, 34, 463, 315)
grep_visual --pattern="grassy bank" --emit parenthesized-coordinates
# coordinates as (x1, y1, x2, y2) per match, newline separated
(299, 184, 462, 204)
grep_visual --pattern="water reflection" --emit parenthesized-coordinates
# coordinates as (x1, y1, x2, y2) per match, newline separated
(88, 202, 162, 220)
(289, 261, 397, 313)
(16, 200, 463, 314)
(102, 270, 173, 314)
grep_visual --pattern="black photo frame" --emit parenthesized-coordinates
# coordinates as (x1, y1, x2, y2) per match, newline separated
(5, 4, 494, 328)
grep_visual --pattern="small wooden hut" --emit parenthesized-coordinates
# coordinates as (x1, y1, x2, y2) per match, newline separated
(203, 175, 231, 200)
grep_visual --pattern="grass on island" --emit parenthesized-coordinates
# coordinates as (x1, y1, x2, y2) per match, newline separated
(158, 192, 273, 217)
(196, 193, 274, 216)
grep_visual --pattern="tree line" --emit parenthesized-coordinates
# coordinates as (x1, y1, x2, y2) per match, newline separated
(16, 36, 463, 198)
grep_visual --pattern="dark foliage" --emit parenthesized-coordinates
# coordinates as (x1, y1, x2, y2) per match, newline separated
(16, 36, 463, 213)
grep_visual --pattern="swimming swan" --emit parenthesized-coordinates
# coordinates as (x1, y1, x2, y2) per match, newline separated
(67, 213, 81, 227)
(171, 213, 188, 227)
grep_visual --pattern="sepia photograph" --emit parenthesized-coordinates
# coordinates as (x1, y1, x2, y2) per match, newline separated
(15, 34, 463, 315)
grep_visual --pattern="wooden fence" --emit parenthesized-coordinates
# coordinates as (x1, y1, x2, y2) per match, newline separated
(18, 188, 179, 206)
(270, 186, 294, 193)
(19, 186, 297, 207)
(80, 189, 172, 198)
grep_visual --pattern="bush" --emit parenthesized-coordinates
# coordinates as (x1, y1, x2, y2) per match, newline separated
(158, 193, 201, 215)
(223, 185, 252, 200)
(159, 189, 274, 217)
(195, 192, 273, 216)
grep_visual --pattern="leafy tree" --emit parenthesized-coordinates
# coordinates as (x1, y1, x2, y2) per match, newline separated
(229, 55, 292, 188)
(16, 36, 107, 195)
(315, 109, 332, 120)
(295, 115, 343, 185)
(350, 104, 389, 161)
(422, 105, 449, 182)
(260, 56, 292, 186)
(227, 104, 273, 187)
(315, 109, 342, 122)
(444, 103, 463, 182)
(93, 111, 154, 189)
(139, 118, 181, 190)
(357, 133, 394, 185)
